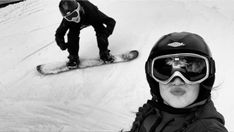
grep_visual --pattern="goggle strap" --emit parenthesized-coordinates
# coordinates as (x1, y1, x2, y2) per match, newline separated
(146, 59, 153, 76)
(210, 58, 216, 75)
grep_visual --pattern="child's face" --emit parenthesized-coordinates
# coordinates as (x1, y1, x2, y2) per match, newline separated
(159, 77, 200, 108)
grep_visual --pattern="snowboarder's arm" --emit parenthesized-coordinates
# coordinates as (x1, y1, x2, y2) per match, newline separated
(55, 19, 69, 50)
(98, 11, 116, 36)
(67, 23, 80, 48)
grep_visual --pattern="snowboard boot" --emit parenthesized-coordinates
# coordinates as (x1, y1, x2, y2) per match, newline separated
(99, 50, 115, 63)
(67, 55, 80, 69)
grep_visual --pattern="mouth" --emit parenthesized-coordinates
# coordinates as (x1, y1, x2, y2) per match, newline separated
(170, 88, 186, 96)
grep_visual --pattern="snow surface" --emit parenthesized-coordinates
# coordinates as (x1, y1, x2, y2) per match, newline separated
(0, 0, 234, 131)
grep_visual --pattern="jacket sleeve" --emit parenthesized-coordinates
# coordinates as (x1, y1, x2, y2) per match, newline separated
(55, 19, 69, 47)
(97, 11, 116, 36)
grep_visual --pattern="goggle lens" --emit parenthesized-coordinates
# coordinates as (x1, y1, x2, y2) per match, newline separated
(65, 11, 79, 20)
(152, 54, 208, 84)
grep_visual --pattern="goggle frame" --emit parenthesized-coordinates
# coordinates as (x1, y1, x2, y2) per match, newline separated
(150, 53, 210, 84)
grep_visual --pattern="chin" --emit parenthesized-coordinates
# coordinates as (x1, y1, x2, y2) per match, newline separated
(170, 103, 188, 108)
(166, 97, 190, 108)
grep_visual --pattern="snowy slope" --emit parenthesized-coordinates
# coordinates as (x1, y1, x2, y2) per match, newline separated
(0, 0, 234, 131)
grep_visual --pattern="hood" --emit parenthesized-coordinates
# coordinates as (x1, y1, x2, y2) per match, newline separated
(197, 99, 225, 124)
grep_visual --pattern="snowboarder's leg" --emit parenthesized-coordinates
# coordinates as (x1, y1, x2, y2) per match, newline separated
(67, 34, 80, 68)
(96, 33, 114, 63)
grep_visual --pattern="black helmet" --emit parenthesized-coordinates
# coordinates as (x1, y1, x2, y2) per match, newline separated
(145, 32, 216, 103)
(59, 0, 79, 17)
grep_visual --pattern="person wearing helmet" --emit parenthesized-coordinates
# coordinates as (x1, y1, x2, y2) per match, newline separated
(55, 0, 116, 68)
(129, 32, 228, 132)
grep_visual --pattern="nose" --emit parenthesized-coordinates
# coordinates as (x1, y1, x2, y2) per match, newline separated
(170, 77, 185, 85)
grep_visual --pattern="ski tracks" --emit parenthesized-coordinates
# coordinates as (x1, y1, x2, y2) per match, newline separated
(0, 0, 43, 25)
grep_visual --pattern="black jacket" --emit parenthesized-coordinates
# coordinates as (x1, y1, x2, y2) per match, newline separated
(55, 0, 116, 48)
(131, 99, 228, 132)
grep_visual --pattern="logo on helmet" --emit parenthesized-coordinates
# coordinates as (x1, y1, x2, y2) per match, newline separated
(168, 42, 185, 47)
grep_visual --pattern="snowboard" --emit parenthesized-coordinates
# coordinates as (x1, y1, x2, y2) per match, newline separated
(37, 50, 139, 75)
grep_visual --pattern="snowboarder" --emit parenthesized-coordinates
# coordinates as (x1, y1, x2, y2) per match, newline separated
(129, 32, 228, 132)
(55, 0, 116, 68)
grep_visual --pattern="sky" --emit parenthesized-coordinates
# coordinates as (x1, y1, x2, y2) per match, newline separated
(0, 0, 234, 131)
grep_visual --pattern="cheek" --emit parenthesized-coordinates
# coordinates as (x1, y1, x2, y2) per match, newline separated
(189, 84, 200, 98)
(159, 84, 170, 95)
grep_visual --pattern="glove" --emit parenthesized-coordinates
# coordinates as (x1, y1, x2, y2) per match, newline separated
(58, 42, 67, 51)
(55, 37, 67, 51)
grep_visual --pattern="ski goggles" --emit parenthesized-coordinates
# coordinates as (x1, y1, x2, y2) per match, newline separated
(149, 53, 210, 84)
(63, 2, 81, 23)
